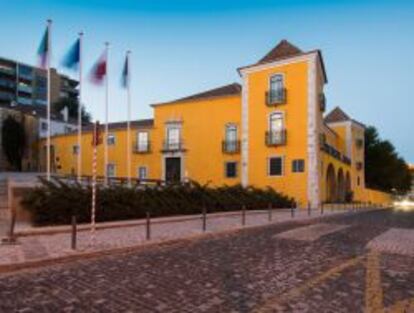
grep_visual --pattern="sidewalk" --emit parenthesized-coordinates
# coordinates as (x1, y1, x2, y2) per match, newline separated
(0, 207, 375, 271)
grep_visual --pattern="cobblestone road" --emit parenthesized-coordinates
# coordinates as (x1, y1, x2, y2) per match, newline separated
(0, 209, 413, 313)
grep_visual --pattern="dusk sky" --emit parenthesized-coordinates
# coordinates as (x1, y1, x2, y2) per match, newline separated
(1, 0, 413, 162)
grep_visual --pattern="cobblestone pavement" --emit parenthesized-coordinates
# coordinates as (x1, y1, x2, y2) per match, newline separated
(0, 209, 413, 313)
(0, 208, 349, 266)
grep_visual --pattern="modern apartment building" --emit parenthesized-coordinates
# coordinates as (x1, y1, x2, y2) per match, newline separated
(44, 40, 390, 207)
(0, 57, 78, 107)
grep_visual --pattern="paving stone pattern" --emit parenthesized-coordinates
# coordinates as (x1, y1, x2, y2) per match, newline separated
(0, 210, 413, 312)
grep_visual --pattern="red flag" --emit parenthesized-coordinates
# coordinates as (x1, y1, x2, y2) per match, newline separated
(90, 51, 107, 85)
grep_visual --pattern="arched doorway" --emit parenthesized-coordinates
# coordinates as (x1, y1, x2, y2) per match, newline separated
(326, 163, 336, 203)
(345, 172, 351, 202)
(337, 168, 345, 202)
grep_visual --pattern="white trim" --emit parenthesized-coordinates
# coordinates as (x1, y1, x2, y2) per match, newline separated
(241, 73, 249, 187)
(267, 155, 285, 177)
(240, 54, 316, 76)
(306, 54, 320, 208)
(345, 123, 352, 158)
(137, 165, 149, 179)
(107, 163, 116, 178)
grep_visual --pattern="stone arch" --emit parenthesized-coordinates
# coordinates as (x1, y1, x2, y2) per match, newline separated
(326, 163, 336, 203)
(337, 168, 346, 203)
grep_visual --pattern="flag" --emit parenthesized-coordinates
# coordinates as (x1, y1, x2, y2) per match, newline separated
(121, 53, 129, 88)
(37, 27, 49, 68)
(62, 38, 80, 70)
(89, 51, 107, 85)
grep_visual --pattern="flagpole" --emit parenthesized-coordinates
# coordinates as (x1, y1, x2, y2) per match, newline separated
(46, 19, 52, 181)
(104, 42, 109, 186)
(126, 51, 132, 187)
(77, 32, 83, 182)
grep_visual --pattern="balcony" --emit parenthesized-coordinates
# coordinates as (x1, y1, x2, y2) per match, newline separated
(133, 141, 151, 154)
(17, 97, 33, 105)
(319, 93, 326, 112)
(266, 89, 286, 106)
(162, 140, 185, 152)
(0, 91, 14, 101)
(19, 73, 33, 81)
(0, 79, 16, 89)
(0, 66, 16, 76)
(222, 140, 240, 154)
(18, 84, 33, 94)
(265, 130, 287, 146)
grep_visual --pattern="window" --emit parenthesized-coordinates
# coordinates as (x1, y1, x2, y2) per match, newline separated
(41, 122, 48, 131)
(357, 176, 361, 186)
(137, 132, 149, 152)
(72, 145, 79, 155)
(138, 166, 148, 179)
(292, 159, 305, 173)
(267, 112, 285, 145)
(224, 124, 238, 152)
(268, 74, 285, 103)
(225, 162, 237, 178)
(65, 126, 72, 133)
(268, 157, 283, 176)
(107, 134, 116, 146)
(166, 125, 181, 150)
(107, 163, 116, 177)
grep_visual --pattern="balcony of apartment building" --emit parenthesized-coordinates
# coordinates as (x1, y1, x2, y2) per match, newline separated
(17, 96, 33, 106)
(133, 141, 151, 154)
(0, 90, 15, 102)
(17, 83, 33, 94)
(265, 129, 287, 147)
(18, 65, 34, 82)
(0, 79, 16, 91)
(222, 139, 241, 154)
(0, 63, 16, 77)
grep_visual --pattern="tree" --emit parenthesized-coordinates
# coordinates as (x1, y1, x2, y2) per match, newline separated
(53, 97, 91, 124)
(1, 116, 26, 171)
(365, 126, 411, 193)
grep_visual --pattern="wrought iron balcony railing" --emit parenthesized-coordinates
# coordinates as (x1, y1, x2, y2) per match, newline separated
(319, 93, 326, 112)
(265, 130, 287, 146)
(162, 140, 185, 152)
(133, 141, 151, 154)
(222, 140, 241, 154)
(265, 89, 286, 106)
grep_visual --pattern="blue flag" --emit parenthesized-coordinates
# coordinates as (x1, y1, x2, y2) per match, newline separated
(62, 39, 80, 71)
(121, 53, 129, 88)
(37, 27, 49, 68)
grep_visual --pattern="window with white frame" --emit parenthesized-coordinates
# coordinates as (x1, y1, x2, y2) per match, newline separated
(268, 112, 285, 145)
(166, 125, 181, 149)
(224, 124, 238, 152)
(137, 131, 149, 152)
(269, 74, 285, 102)
(138, 166, 148, 179)
(268, 156, 284, 176)
(107, 163, 116, 177)
(107, 133, 116, 146)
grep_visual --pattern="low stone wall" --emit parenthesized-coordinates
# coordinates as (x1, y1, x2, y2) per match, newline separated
(364, 188, 392, 205)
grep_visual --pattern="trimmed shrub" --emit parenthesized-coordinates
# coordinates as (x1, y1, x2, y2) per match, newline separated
(21, 178, 294, 226)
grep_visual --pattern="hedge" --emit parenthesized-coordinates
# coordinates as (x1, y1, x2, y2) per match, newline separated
(21, 177, 294, 226)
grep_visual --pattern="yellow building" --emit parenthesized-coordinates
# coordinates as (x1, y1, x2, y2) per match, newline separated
(44, 40, 390, 207)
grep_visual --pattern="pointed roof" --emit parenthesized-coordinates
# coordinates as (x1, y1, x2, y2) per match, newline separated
(324, 106, 365, 128)
(324, 107, 351, 123)
(152, 83, 241, 106)
(258, 40, 303, 64)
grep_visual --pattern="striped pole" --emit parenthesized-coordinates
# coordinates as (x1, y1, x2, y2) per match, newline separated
(90, 123, 98, 246)
(77, 32, 83, 182)
(46, 19, 52, 181)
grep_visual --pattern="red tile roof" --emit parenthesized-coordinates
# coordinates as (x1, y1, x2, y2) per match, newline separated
(258, 40, 303, 64)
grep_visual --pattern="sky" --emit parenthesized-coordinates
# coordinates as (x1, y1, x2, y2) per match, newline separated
(0, 0, 413, 162)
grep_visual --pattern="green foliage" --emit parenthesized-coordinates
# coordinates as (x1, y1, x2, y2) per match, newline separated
(21, 178, 294, 226)
(1, 116, 26, 171)
(365, 126, 411, 193)
(53, 97, 92, 124)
